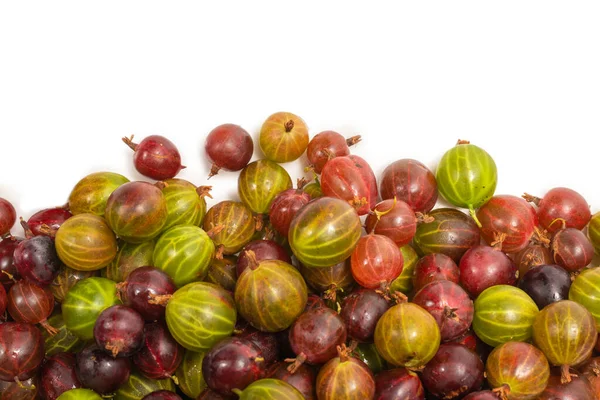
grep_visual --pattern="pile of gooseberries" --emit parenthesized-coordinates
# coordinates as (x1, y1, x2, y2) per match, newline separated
(1, 115, 600, 400)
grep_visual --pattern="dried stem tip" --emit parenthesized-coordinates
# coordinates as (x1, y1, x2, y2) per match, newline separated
(284, 120, 295, 132)
(346, 135, 362, 146)
(122, 135, 138, 151)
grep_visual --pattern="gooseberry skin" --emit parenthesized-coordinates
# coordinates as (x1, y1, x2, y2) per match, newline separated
(485, 342, 550, 400)
(412, 208, 480, 263)
(55, 213, 118, 271)
(389, 245, 419, 295)
(374, 368, 425, 400)
(233, 378, 305, 400)
(51, 267, 97, 303)
(303, 180, 323, 199)
(205, 256, 238, 292)
(379, 159, 438, 213)
(569, 267, 600, 328)
(174, 350, 207, 399)
(61, 277, 121, 341)
(27, 207, 73, 238)
(42, 314, 85, 357)
(134, 322, 184, 380)
(0, 197, 16, 236)
(307, 131, 361, 174)
(202, 337, 266, 396)
(162, 179, 209, 230)
(436, 141, 497, 215)
(374, 302, 441, 368)
(153, 225, 215, 288)
(532, 300, 597, 372)
(142, 391, 182, 400)
(238, 160, 293, 215)
(165, 282, 237, 352)
(7, 280, 55, 331)
(340, 289, 391, 343)
(203, 201, 256, 256)
(0, 322, 45, 382)
(476, 195, 538, 253)
(56, 389, 102, 400)
(289, 306, 347, 366)
(289, 197, 362, 268)
(105, 181, 168, 243)
(459, 245, 518, 298)
(267, 362, 316, 400)
(104, 239, 155, 283)
(0, 237, 21, 287)
(68, 172, 130, 216)
(14, 234, 62, 285)
(123, 134, 184, 180)
(76, 344, 131, 394)
(115, 371, 176, 400)
(412, 280, 474, 342)
(205, 123, 254, 177)
(528, 187, 591, 233)
(120, 266, 176, 321)
(412, 253, 460, 292)
(513, 244, 553, 279)
(235, 259, 307, 332)
(299, 259, 355, 296)
(538, 371, 596, 400)
(421, 343, 484, 399)
(320, 155, 378, 215)
(589, 212, 600, 254)
(0, 284, 6, 316)
(40, 352, 82, 400)
(237, 240, 291, 277)
(0, 377, 40, 400)
(316, 347, 376, 400)
(473, 285, 539, 347)
(269, 186, 311, 237)
(350, 234, 404, 289)
(518, 264, 571, 310)
(365, 199, 417, 247)
(259, 112, 309, 163)
(551, 228, 594, 272)
(94, 305, 145, 358)
(235, 324, 280, 366)
(463, 392, 498, 400)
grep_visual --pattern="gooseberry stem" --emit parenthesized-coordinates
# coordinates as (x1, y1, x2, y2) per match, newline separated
(196, 185, 213, 199)
(469, 207, 482, 228)
(285, 353, 307, 374)
(122, 135, 138, 151)
(346, 135, 362, 146)
(208, 163, 221, 179)
(148, 293, 172, 306)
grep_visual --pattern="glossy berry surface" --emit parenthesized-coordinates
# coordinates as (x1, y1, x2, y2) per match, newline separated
(316, 346, 376, 400)
(142, 391, 182, 400)
(14, 234, 62, 285)
(269, 183, 311, 237)
(0, 322, 45, 382)
(350, 234, 404, 289)
(526, 187, 591, 233)
(94, 305, 145, 357)
(551, 227, 594, 272)
(238, 159, 292, 215)
(205, 123, 254, 177)
(120, 266, 176, 321)
(412, 253, 460, 292)
(76, 344, 131, 394)
(267, 362, 316, 400)
(237, 240, 291, 277)
(306, 131, 361, 173)
(259, 111, 309, 163)
(40, 352, 82, 400)
(365, 199, 417, 247)
(374, 368, 425, 400)
(379, 159, 438, 213)
(340, 289, 390, 343)
(0, 197, 16, 236)
(123, 134, 184, 180)
(459, 245, 518, 298)
(0, 237, 21, 286)
(134, 322, 184, 379)
(7, 280, 55, 333)
(518, 264, 571, 309)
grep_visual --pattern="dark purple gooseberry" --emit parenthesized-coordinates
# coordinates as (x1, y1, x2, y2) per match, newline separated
(374, 368, 425, 400)
(123, 134, 185, 180)
(118, 266, 176, 321)
(551, 228, 594, 272)
(287, 306, 347, 373)
(0, 284, 6, 316)
(0, 198, 17, 237)
(0, 237, 21, 287)
(421, 343, 484, 399)
(14, 234, 62, 286)
(412, 280, 474, 342)
(40, 352, 82, 400)
(142, 391, 182, 400)
(7, 280, 56, 335)
(202, 336, 266, 396)
(340, 289, 391, 343)
(518, 264, 571, 309)
(459, 245, 518, 298)
(269, 179, 312, 237)
(26, 207, 72, 238)
(76, 344, 131, 394)
(412, 253, 460, 292)
(94, 305, 145, 357)
(133, 322, 184, 380)
(205, 123, 254, 178)
(379, 159, 438, 214)
(235, 324, 280, 366)
(236, 240, 291, 277)
(267, 361, 316, 400)
(538, 368, 596, 400)
(463, 391, 499, 400)
(0, 322, 45, 383)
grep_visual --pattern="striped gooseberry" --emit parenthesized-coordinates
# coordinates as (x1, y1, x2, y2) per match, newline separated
(472, 285, 539, 347)
(589, 212, 600, 254)
(0, 197, 16, 237)
(7, 280, 56, 335)
(267, 362, 316, 400)
(259, 112, 309, 163)
(379, 159, 438, 214)
(40, 352, 81, 400)
(436, 140, 497, 223)
(203, 201, 256, 257)
(306, 131, 361, 174)
(205, 123, 254, 178)
(103, 239, 155, 283)
(42, 314, 85, 357)
(115, 370, 176, 400)
(512, 243, 553, 280)
(268, 178, 311, 237)
(57, 389, 102, 400)
(299, 258, 355, 303)
(232, 378, 305, 400)
(68, 172, 129, 216)
(133, 322, 184, 380)
(0, 322, 45, 384)
(237, 240, 291, 278)
(238, 159, 292, 215)
(365, 199, 419, 247)
(26, 207, 73, 239)
(523, 187, 591, 233)
(94, 305, 145, 358)
(389, 245, 419, 295)
(339, 289, 391, 343)
(289, 197, 362, 268)
(569, 267, 600, 328)
(350, 233, 404, 290)
(118, 266, 176, 321)
(374, 368, 425, 400)
(122, 134, 184, 180)
(205, 256, 237, 292)
(162, 179, 210, 230)
(51, 267, 97, 303)
(412, 253, 460, 293)
(459, 245, 518, 298)
(174, 350, 207, 399)
(551, 227, 594, 272)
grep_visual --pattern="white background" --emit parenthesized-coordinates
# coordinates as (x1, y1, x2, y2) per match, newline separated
(1, 2, 599, 231)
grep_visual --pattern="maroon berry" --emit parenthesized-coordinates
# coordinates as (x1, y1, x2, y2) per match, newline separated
(0, 237, 22, 287)
(197, 389, 232, 400)
(94, 305, 145, 357)
(235, 325, 280, 366)
(119, 266, 176, 321)
(365, 199, 418, 247)
(306, 131, 361, 174)
(76, 344, 131, 394)
(447, 329, 478, 352)
(513, 243, 553, 279)
(538, 369, 596, 400)
(133, 322, 183, 380)
(374, 368, 425, 400)
(413, 280, 474, 342)
(379, 159, 438, 214)
(123, 134, 184, 180)
(524, 187, 591, 233)
(267, 361, 316, 400)
(202, 337, 266, 396)
(463, 391, 499, 400)
(205, 124, 254, 178)
(340, 289, 390, 343)
(551, 228, 594, 272)
(237, 240, 291, 277)
(421, 343, 484, 399)
(14, 235, 61, 286)
(142, 391, 182, 400)
(0, 198, 16, 237)
(7, 280, 56, 335)
(0, 322, 45, 382)
(459, 245, 518, 298)
(269, 180, 311, 237)
(26, 207, 72, 238)
(40, 352, 82, 400)
(412, 253, 460, 292)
